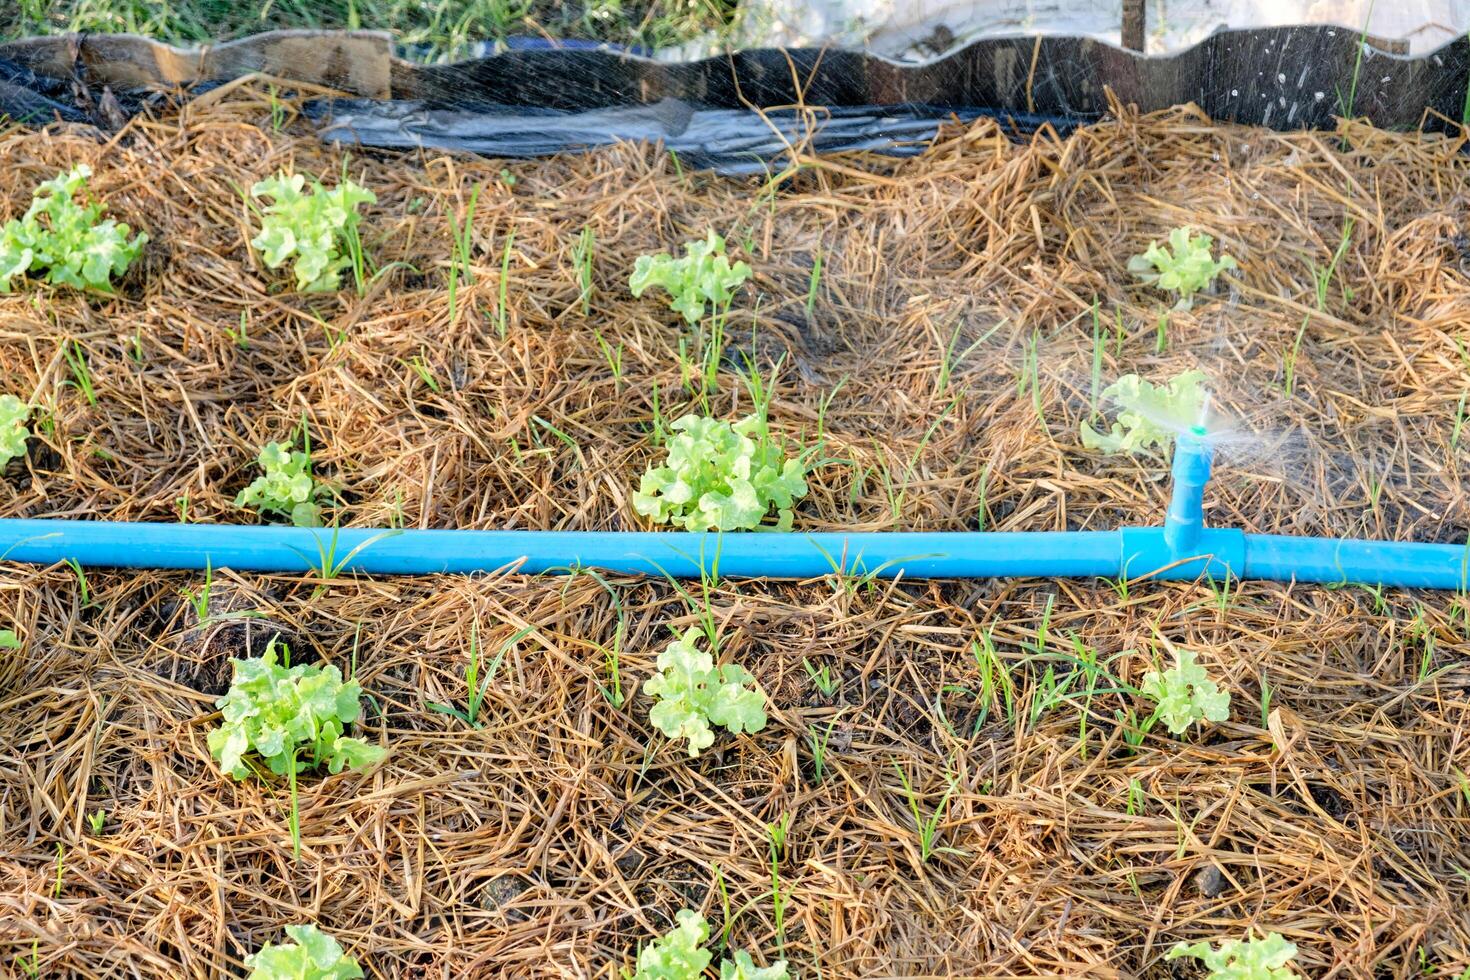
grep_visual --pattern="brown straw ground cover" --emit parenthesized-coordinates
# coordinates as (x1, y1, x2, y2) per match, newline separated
(1, 90, 1469, 977)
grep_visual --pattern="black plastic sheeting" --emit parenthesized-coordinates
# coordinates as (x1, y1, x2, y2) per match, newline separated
(0, 55, 86, 124)
(380, 26, 1470, 131)
(310, 25, 1470, 171)
(307, 99, 1064, 174)
(4, 25, 1470, 170)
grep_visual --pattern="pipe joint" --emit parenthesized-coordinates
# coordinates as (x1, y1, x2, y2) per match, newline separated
(1163, 428, 1212, 553)
(1121, 526, 1244, 582)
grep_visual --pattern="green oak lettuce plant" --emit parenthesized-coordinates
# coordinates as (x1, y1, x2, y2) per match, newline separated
(208, 638, 385, 858)
(1129, 226, 1237, 310)
(0, 395, 31, 468)
(236, 439, 331, 527)
(630, 231, 751, 325)
(1080, 370, 1207, 455)
(633, 414, 807, 531)
(208, 638, 384, 781)
(642, 627, 768, 757)
(628, 909, 790, 980)
(0, 164, 146, 293)
(1140, 648, 1231, 735)
(629, 909, 710, 979)
(245, 923, 363, 980)
(720, 951, 790, 980)
(251, 172, 375, 292)
(1166, 932, 1299, 979)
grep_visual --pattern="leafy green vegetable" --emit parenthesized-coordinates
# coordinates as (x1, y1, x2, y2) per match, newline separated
(0, 629, 19, 650)
(208, 638, 385, 781)
(1166, 932, 1299, 980)
(1128, 226, 1237, 310)
(1080, 370, 1207, 455)
(720, 950, 791, 980)
(245, 923, 363, 980)
(0, 394, 31, 468)
(630, 909, 712, 979)
(0, 164, 147, 293)
(251, 172, 375, 292)
(634, 414, 807, 532)
(1140, 649, 1231, 735)
(642, 628, 768, 757)
(629, 230, 751, 325)
(629, 911, 791, 980)
(235, 440, 331, 527)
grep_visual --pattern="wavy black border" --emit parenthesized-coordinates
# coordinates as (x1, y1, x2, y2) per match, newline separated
(391, 27, 1470, 131)
(2, 26, 1469, 132)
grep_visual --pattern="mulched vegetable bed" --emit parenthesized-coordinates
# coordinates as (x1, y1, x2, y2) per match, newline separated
(1, 91, 1468, 977)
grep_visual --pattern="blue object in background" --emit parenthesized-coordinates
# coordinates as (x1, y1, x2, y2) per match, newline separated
(0, 429, 1464, 588)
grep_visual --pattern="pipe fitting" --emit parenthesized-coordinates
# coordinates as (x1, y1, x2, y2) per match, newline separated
(1121, 526, 1244, 582)
(1163, 427, 1212, 554)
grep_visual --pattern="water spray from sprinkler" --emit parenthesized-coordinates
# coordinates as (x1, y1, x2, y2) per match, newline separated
(1194, 391, 1212, 436)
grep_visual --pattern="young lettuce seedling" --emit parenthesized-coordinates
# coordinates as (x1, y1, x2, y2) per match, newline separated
(642, 628, 767, 757)
(1140, 648, 1231, 735)
(250, 172, 376, 292)
(0, 164, 147, 293)
(628, 909, 710, 979)
(245, 923, 363, 980)
(1080, 370, 1207, 455)
(209, 639, 384, 780)
(1166, 932, 1299, 979)
(633, 414, 807, 532)
(629, 230, 751, 325)
(1128, 226, 1237, 310)
(0, 395, 31, 469)
(209, 638, 385, 858)
(627, 909, 790, 980)
(720, 950, 790, 980)
(235, 439, 332, 527)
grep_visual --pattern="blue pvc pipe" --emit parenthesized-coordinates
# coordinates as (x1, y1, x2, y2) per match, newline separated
(1164, 428, 1211, 554)
(0, 519, 1121, 579)
(1244, 533, 1470, 590)
(1, 435, 1464, 588)
(0, 517, 1465, 589)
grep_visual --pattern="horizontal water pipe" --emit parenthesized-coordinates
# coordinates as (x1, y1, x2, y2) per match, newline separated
(0, 518, 1464, 589)
(0, 522, 1121, 578)
(0, 434, 1464, 588)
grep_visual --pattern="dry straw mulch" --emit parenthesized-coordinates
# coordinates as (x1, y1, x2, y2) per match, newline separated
(1, 89, 1469, 977)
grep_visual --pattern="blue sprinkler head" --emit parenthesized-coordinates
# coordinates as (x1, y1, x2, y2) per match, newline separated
(1173, 425, 1213, 483)
(1164, 426, 1214, 554)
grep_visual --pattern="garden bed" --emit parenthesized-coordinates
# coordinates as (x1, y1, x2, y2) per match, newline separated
(1, 89, 1469, 977)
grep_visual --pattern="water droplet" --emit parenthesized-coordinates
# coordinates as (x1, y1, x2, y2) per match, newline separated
(1231, 88, 1239, 96)
(1277, 73, 1286, 84)
(1314, 91, 1324, 101)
